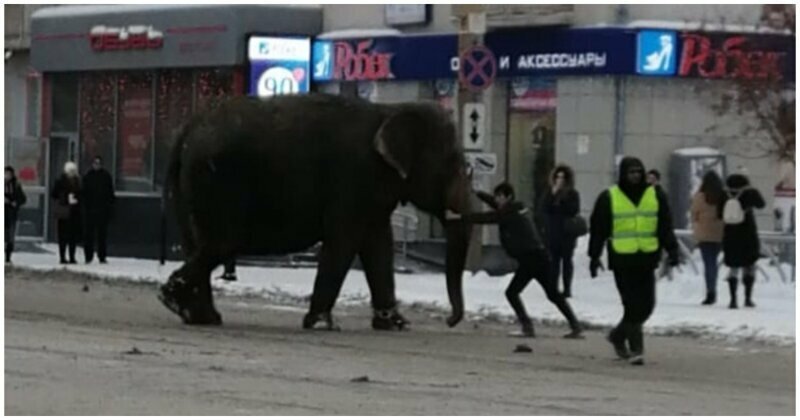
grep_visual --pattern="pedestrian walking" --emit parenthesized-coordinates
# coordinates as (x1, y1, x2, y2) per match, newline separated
(588, 157, 679, 365)
(5, 166, 27, 263)
(82, 156, 115, 263)
(538, 164, 581, 298)
(51, 162, 82, 264)
(722, 173, 765, 309)
(691, 171, 725, 305)
(447, 182, 583, 339)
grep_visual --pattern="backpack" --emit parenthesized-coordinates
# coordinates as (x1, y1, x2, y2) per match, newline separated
(722, 190, 745, 225)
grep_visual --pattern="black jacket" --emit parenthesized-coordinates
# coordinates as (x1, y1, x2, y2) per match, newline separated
(460, 191, 544, 259)
(82, 168, 115, 216)
(51, 174, 82, 220)
(723, 174, 765, 267)
(538, 188, 580, 252)
(5, 178, 26, 222)
(588, 157, 678, 271)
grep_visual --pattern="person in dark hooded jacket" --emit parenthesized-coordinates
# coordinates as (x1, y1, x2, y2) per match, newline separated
(5, 166, 27, 263)
(588, 157, 679, 365)
(722, 173, 765, 309)
(82, 156, 115, 263)
(447, 182, 583, 339)
(538, 164, 580, 298)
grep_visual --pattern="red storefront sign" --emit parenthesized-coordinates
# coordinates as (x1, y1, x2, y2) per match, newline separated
(678, 33, 787, 80)
(90, 25, 164, 52)
(333, 40, 394, 81)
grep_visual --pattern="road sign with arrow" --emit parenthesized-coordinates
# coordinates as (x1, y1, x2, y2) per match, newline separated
(462, 102, 485, 150)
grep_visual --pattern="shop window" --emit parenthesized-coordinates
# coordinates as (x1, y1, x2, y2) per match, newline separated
(194, 68, 234, 112)
(8, 136, 46, 187)
(154, 69, 193, 190)
(52, 73, 79, 133)
(25, 71, 41, 137)
(116, 72, 155, 192)
(79, 73, 115, 172)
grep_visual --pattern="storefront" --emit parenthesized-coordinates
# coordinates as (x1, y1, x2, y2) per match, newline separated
(27, 5, 321, 258)
(309, 27, 794, 265)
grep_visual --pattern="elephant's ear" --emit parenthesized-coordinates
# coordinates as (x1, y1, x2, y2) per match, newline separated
(374, 112, 417, 180)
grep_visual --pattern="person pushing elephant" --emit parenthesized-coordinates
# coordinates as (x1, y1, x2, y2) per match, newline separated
(446, 182, 583, 339)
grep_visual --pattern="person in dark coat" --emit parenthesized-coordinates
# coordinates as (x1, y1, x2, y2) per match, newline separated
(82, 156, 115, 263)
(447, 182, 583, 339)
(538, 164, 580, 298)
(5, 166, 27, 263)
(588, 157, 679, 365)
(51, 162, 82, 264)
(723, 173, 765, 309)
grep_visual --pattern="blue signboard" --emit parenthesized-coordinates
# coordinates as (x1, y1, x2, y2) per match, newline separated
(636, 30, 678, 76)
(311, 35, 457, 82)
(248, 36, 311, 97)
(485, 28, 638, 77)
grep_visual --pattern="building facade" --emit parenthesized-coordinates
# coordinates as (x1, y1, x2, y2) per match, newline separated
(10, 4, 795, 269)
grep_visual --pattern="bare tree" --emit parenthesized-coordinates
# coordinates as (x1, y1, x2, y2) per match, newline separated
(703, 5, 795, 163)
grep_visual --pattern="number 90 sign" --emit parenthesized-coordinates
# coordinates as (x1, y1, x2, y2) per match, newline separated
(257, 66, 306, 97)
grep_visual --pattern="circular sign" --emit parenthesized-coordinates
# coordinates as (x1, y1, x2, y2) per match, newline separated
(458, 45, 497, 92)
(510, 77, 530, 97)
(434, 78, 454, 97)
(257, 67, 300, 97)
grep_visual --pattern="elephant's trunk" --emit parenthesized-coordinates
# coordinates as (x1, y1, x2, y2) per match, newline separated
(443, 176, 472, 327)
(444, 222, 470, 327)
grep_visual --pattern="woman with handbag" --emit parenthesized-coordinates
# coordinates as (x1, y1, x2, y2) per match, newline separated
(690, 171, 725, 305)
(538, 164, 583, 298)
(51, 161, 83, 264)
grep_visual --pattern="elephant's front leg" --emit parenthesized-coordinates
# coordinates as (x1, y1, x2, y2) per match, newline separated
(359, 223, 409, 331)
(302, 239, 357, 331)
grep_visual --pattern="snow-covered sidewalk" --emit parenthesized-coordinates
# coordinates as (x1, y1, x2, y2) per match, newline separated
(8, 243, 795, 345)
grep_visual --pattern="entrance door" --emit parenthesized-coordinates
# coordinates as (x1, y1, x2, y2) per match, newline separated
(507, 112, 556, 210)
(46, 134, 78, 242)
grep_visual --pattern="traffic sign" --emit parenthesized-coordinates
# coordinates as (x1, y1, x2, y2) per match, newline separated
(462, 102, 485, 150)
(465, 152, 497, 175)
(458, 45, 497, 92)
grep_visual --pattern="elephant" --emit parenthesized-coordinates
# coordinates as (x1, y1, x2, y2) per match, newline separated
(158, 93, 473, 331)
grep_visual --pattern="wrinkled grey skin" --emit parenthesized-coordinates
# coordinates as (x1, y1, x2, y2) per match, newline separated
(160, 93, 472, 330)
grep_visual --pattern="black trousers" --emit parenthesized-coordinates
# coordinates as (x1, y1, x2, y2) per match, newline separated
(506, 249, 580, 330)
(57, 217, 80, 262)
(5, 216, 17, 260)
(223, 258, 236, 274)
(84, 213, 109, 262)
(610, 266, 657, 355)
(549, 245, 575, 295)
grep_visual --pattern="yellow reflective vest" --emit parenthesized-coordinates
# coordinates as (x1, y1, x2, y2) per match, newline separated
(609, 185, 659, 254)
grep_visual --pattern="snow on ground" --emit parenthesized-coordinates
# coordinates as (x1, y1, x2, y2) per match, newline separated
(8, 241, 795, 345)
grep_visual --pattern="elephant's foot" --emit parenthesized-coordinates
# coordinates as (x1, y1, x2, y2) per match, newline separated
(372, 307, 409, 331)
(302, 311, 341, 331)
(158, 278, 222, 326)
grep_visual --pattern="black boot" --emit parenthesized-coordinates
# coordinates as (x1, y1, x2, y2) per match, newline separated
(727, 277, 738, 309)
(701, 292, 716, 305)
(607, 328, 630, 360)
(743, 275, 756, 308)
(628, 326, 645, 366)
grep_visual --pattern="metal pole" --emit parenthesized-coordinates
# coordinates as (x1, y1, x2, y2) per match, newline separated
(612, 76, 626, 180)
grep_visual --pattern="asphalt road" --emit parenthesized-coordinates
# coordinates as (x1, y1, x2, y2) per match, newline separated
(4, 268, 795, 415)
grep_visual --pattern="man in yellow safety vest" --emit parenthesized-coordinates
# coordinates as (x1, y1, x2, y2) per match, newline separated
(588, 157, 679, 366)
